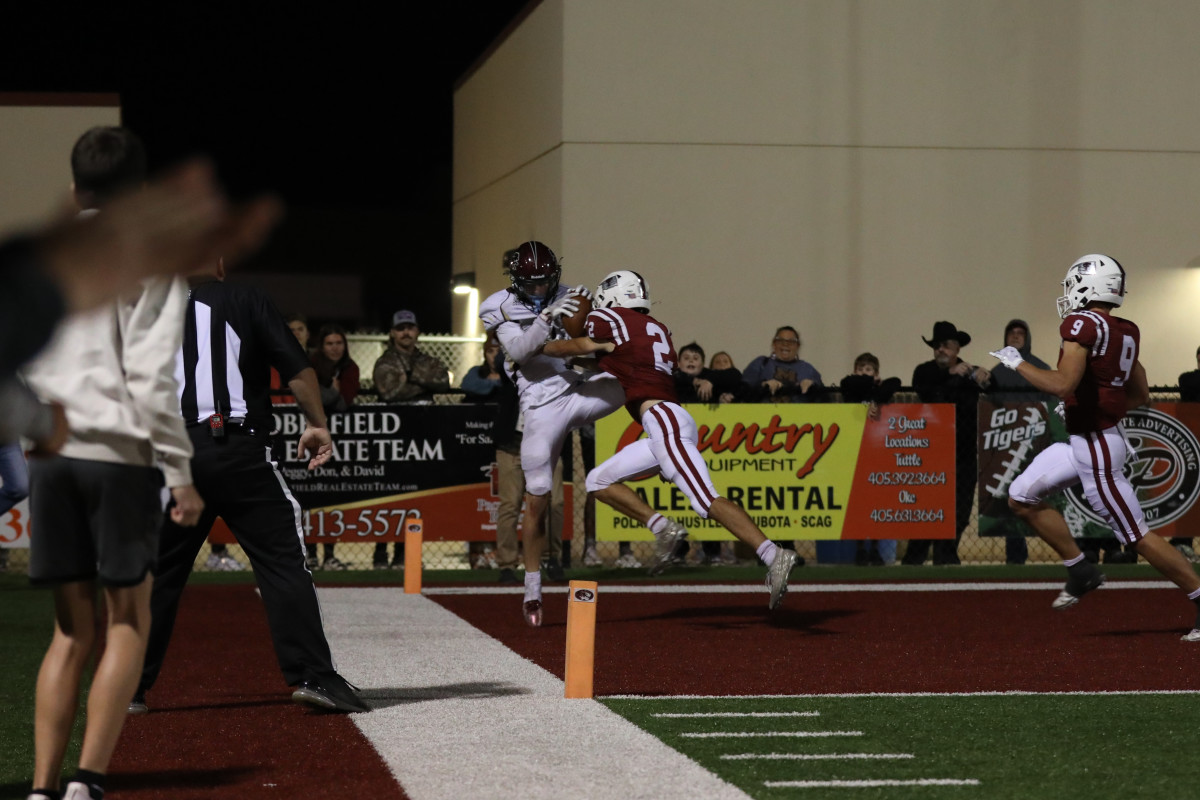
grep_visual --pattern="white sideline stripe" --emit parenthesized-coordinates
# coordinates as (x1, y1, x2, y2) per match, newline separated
(722, 753, 914, 761)
(681, 731, 862, 738)
(653, 711, 819, 718)
(606, 689, 1200, 699)
(766, 779, 980, 788)
(316, 588, 752, 800)
(423, 580, 1174, 596)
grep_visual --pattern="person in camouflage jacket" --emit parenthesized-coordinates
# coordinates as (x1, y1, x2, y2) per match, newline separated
(371, 310, 450, 403)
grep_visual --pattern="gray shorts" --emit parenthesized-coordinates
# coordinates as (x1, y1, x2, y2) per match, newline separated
(28, 455, 164, 587)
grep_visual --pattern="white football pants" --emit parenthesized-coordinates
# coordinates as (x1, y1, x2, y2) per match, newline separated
(586, 401, 719, 517)
(1009, 425, 1148, 544)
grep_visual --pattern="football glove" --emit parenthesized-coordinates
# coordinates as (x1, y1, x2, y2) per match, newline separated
(568, 284, 593, 302)
(989, 346, 1025, 370)
(539, 292, 580, 323)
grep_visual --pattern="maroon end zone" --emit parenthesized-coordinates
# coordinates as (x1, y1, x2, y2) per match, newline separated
(108, 586, 405, 800)
(433, 584, 1200, 695)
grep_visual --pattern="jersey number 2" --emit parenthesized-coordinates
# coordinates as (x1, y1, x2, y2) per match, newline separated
(647, 323, 674, 374)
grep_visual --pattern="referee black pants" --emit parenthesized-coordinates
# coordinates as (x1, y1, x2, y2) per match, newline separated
(140, 428, 336, 692)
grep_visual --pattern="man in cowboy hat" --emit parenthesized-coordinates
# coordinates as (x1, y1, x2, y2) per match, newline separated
(903, 321, 990, 566)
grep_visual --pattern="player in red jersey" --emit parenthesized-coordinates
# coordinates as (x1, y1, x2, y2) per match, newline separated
(991, 254, 1200, 639)
(542, 270, 799, 609)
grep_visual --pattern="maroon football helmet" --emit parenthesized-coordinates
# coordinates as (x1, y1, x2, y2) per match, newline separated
(503, 241, 561, 312)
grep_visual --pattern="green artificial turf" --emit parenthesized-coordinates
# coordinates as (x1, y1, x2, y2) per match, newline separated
(603, 694, 1200, 800)
(0, 577, 86, 798)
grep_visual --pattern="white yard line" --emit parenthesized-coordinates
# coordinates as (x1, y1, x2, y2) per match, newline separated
(722, 753, 914, 760)
(766, 778, 980, 788)
(316, 588, 752, 800)
(423, 580, 1174, 596)
(653, 711, 820, 718)
(680, 731, 863, 738)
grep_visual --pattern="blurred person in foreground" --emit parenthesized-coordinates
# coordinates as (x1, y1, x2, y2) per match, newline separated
(22, 126, 206, 800)
(1, 153, 278, 384)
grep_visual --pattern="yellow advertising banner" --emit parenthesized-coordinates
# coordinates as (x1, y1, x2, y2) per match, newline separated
(594, 403, 957, 541)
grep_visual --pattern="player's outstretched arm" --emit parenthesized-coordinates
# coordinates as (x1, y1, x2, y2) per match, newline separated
(991, 341, 1087, 399)
(543, 336, 612, 359)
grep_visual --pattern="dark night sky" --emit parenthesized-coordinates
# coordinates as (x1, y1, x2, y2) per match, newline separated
(3, 2, 532, 332)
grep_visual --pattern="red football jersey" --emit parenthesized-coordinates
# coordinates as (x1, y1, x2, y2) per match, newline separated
(585, 307, 678, 419)
(1059, 310, 1140, 433)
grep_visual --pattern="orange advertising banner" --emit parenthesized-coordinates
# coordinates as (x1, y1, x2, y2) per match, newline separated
(594, 403, 956, 541)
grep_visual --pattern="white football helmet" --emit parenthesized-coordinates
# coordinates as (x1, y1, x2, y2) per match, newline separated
(594, 270, 651, 312)
(1057, 254, 1126, 318)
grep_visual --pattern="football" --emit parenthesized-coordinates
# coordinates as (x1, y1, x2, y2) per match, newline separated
(562, 293, 592, 338)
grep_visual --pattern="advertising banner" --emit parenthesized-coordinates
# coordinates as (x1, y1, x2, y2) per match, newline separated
(977, 400, 1200, 538)
(594, 403, 956, 541)
(209, 404, 548, 544)
(0, 498, 30, 550)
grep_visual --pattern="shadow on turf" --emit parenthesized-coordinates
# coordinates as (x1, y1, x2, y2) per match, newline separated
(620, 603, 856, 633)
(104, 766, 258, 792)
(359, 680, 532, 709)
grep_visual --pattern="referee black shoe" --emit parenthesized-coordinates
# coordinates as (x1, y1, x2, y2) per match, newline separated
(292, 673, 370, 713)
(127, 692, 148, 715)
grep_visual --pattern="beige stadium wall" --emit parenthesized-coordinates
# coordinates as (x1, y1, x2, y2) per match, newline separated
(453, 0, 564, 338)
(458, 0, 1200, 385)
(0, 95, 121, 237)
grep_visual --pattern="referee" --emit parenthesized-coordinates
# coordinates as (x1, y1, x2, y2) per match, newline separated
(133, 259, 369, 714)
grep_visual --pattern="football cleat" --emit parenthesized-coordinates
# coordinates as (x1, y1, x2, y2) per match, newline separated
(766, 549, 799, 610)
(1052, 567, 1105, 610)
(1181, 629, 1200, 642)
(648, 520, 688, 576)
(523, 599, 543, 627)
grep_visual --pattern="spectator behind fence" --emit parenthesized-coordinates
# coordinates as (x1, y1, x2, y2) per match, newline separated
(674, 342, 742, 565)
(269, 313, 308, 405)
(371, 310, 450, 569)
(905, 321, 988, 566)
(988, 319, 1053, 565)
(742, 326, 823, 403)
(372, 309, 450, 404)
(1174, 345, 1200, 562)
(1181, 345, 1200, 402)
(307, 324, 359, 571)
(490, 352, 566, 583)
(312, 324, 360, 415)
(460, 334, 503, 402)
(840, 353, 901, 565)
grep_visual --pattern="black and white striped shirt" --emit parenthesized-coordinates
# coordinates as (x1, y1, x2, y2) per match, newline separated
(175, 277, 310, 428)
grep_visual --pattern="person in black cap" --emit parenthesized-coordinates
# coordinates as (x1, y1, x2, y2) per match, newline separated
(904, 322, 990, 566)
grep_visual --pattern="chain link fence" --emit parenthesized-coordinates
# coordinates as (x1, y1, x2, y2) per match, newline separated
(181, 369, 1185, 573)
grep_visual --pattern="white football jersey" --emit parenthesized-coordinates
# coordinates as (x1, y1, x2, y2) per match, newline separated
(479, 286, 584, 410)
